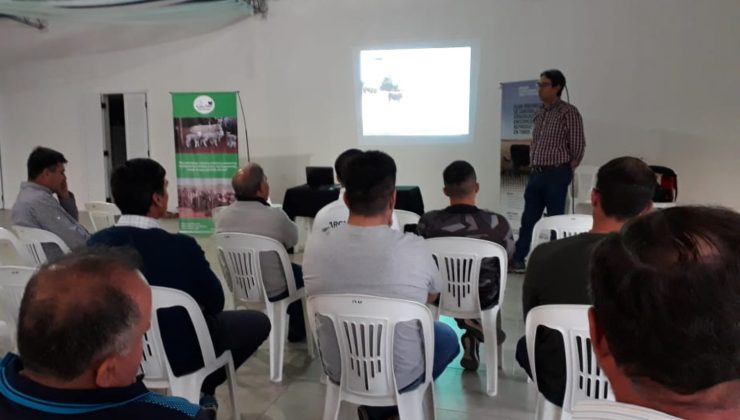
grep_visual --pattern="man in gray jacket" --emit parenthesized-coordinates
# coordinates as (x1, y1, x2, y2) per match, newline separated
(216, 163, 305, 341)
(12, 147, 90, 252)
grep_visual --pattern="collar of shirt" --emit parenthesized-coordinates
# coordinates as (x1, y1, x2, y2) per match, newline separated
(116, 215, 161, 230)
(573, 400, 683, 419)
(0, 353, 149, 414)
(20, 181, 53, 196)
(542, 98, 563, 111)
(444, 204, 480, 214)
(236, 197, 269, 207)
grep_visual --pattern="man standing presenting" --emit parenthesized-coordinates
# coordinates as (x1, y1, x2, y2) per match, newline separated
(511, 69, 585, 272)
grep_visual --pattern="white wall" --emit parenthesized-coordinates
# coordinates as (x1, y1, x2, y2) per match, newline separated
(0, 0, 739, 213)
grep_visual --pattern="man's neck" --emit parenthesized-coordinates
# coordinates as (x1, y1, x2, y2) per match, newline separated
(143, 212, 162, 220)
(347, 213, 390, 227)
(620, 380, 740, 420)
(449, 196, 476, 207)
(21, 369, 96, 390)
(543, 97, 560, 107)
(590, 218, 624, 234)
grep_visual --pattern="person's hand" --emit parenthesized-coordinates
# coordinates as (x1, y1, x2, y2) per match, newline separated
(57, 179, 70, 199)
(570, 160, 579, 170)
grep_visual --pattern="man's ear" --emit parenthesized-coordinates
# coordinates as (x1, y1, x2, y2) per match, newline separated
(389, 190, 397, 211)
(591, 189, 600, 208)
(443, 187, 450, 198)
(342, 190, 349, 207)
(474, 182, 480, 194)
(93, 355, 118, 388)
(588, 307, 610, 359)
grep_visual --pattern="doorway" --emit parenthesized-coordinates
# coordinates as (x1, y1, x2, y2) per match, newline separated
(100, 92, 150, 202)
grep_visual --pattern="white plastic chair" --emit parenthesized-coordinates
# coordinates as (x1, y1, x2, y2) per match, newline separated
(0, 228, 34, 266)
(307, 294, 437, 420)
(529, 215, 593, 255)
(567, 165, 598, 214)
(84, 201, 121, 232)
(12, 226, 71, 266)
(525, 305, 615, 420)
(0, 266, 35, 351)
(394, 209, 420, 230)
(213, 232, 315, 382)
(141, 286, 239, 418)
(426, 237, 508, 396)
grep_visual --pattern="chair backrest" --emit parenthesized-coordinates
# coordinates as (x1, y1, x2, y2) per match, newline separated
(0, 266, 36, 344)
(84, 201, 121, 232)
(572, 165, 599, 205)
(526, 305, 615, 416)
(530, 215, 593, 254)
(0, 228, 34, 266)
(12, 226, 71, 266)
(141, 286, 219, 385)
(393, 209, 420, 229)
(212, 232, 297, 305)
(426, 237, 508, 317)
(307, 294, 434, 400)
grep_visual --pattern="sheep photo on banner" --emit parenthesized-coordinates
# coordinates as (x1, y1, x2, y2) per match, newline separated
(172, 92, 239, 234)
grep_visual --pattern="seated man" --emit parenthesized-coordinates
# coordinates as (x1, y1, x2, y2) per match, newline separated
(0, 248, 210, 419)
(12, 146, 90, 252)
(580, 206, 740, 419)
(417, 160, 514, 371)
(313, 148, 400, 233)
(216, 163, 305, 342)
(88, 158, 270, 415)
(304, 151, 459, 420)
(515, 156, 656, 406)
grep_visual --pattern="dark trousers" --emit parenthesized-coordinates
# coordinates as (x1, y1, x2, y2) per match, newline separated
(514, 166, 573, 262)
(201, 310, 271, 395)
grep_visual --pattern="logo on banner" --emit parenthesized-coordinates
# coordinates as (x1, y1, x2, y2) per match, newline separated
(193, 95, 215, 114)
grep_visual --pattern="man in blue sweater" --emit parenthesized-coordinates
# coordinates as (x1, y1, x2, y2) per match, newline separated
(88, 158, 271, 415)
(0, 248, 209, 419)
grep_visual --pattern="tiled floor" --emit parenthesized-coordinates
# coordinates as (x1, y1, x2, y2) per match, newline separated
(0, 211, 539, 419)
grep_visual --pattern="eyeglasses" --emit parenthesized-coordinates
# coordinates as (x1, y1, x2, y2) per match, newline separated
(537, 82, 552, 88)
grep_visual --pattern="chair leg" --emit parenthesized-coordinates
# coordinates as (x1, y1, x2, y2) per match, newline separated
(322, 382, 342, 420)
(481, 308, 499, 397)
(535, 394, 562, 420)
(397, 384, 434, 420)
(266, 302, 286, 383)
(226, 357, 240, 420)
(302, 296, 316, 359)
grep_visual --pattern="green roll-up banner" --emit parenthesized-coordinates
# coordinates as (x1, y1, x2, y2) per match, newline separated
(172, 92, 239, 234)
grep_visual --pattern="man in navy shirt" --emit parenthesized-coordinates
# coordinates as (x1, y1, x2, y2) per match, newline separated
(0, 248, 209, 419)
(88, 158, 270, 415)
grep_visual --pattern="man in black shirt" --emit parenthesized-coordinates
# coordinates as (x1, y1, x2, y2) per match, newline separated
(0, 248, 210, 419)
(515, 156, 656, 406)
(418, 161, 514, 370)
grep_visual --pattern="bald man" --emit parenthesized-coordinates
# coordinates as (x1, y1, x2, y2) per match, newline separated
(216, 163, 306, 342)
(0, 248, 210, 419)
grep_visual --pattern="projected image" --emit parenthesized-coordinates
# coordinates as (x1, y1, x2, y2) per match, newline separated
(360, 47, 471, 137)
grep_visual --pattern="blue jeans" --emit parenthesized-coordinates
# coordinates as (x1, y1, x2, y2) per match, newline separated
(514, 166, 573, 262)
(397, 321, 460, 392)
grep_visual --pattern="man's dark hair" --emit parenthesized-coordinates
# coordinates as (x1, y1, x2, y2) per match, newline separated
(443, 160, 477, 198)
(541, 69, 566, 97)
(111, 158, 166, 216)
(344, 151, 396, 217)
(595, 157, 656, 221)
(334, 149, 363, 184)
(27, 147, 67, 180)
(590, 206, 740, 394)
(233, 164, 265, 200)
(17, 247, 142, 381)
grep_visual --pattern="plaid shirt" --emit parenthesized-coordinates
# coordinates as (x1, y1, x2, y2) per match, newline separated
(530, 99, 585, 166)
